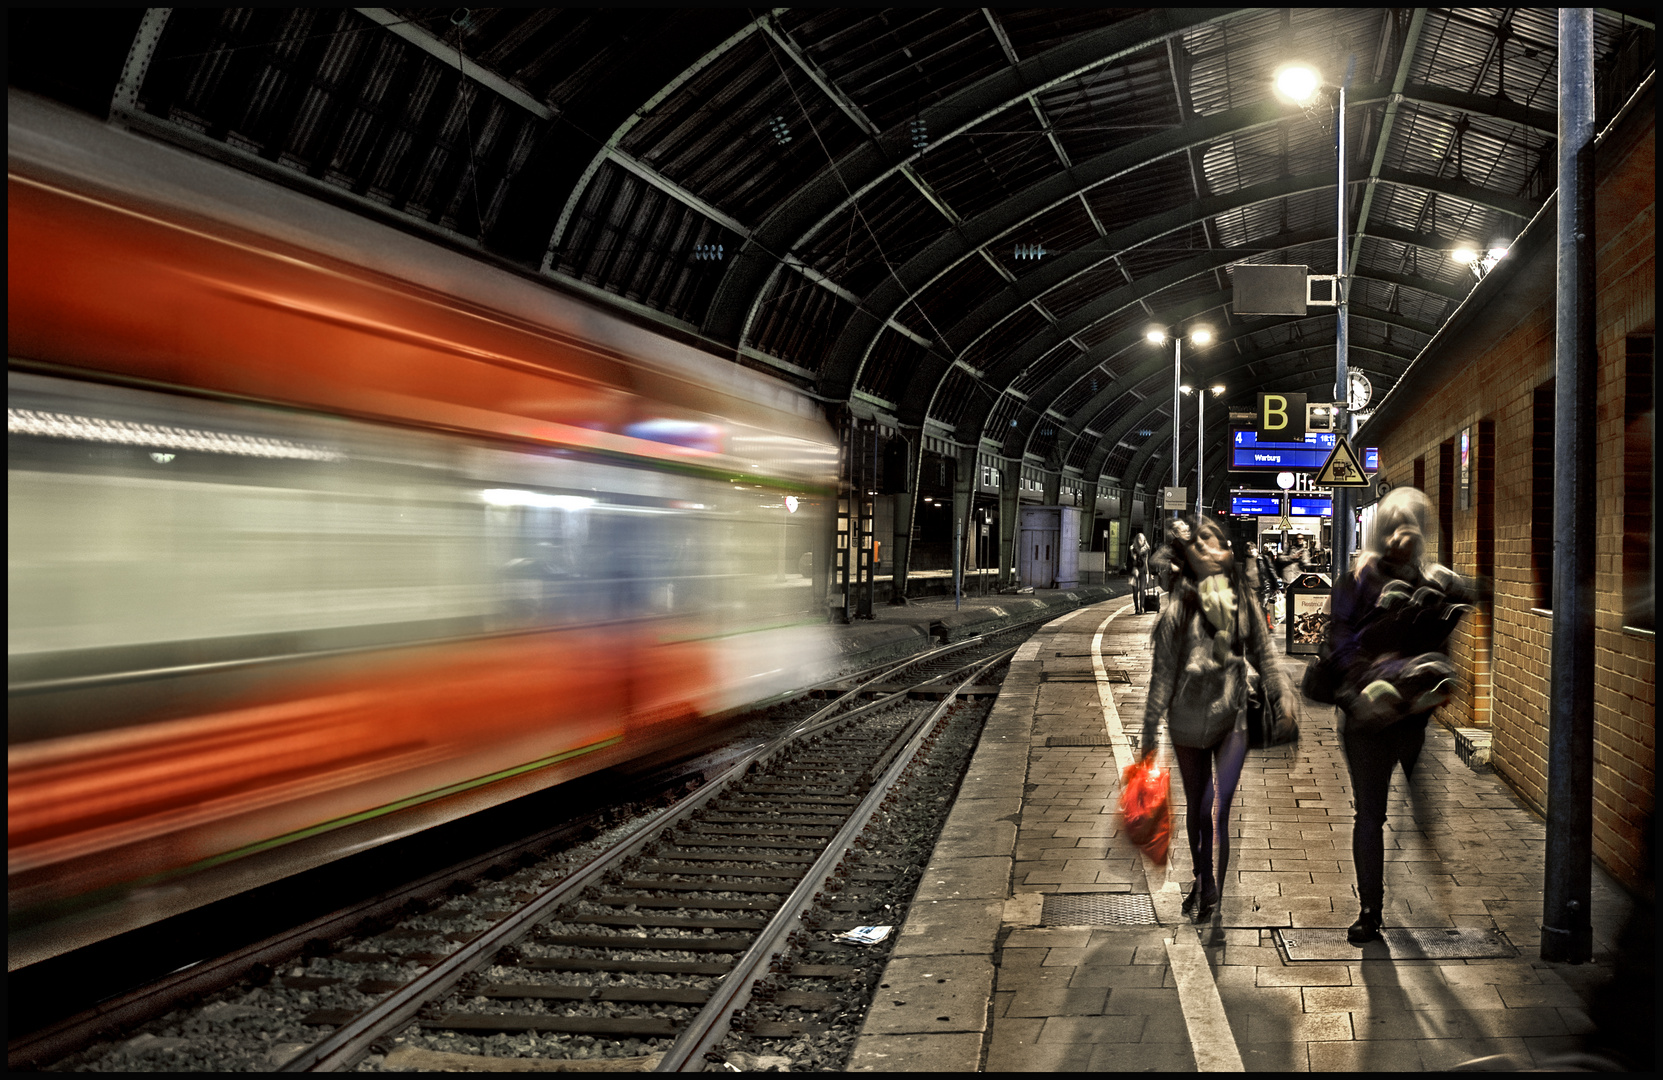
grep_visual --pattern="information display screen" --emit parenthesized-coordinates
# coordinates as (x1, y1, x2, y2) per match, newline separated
(1230, 430, 1338, 471)
(1363, 447, 1379, 472)
(1290, 496, 1332, 517)
(1230, 495, 1281, 516)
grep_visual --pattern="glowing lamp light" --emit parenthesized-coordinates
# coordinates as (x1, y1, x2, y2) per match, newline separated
(1145, 328, 1168, 345)
(1210, 384, 1226, 396)
(1451, 247, 1479, 265)
(1273, 63, 1323, 105)
(1189, 327, 1214, 346)
(1488, 246, 1510, 261)
(1179, 383, 1195, 394)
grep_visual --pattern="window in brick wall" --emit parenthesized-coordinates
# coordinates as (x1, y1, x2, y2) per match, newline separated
(1624, 336, 1654, 631)
(1477, 420, 1495, 588)
(1438, 440, 1455, 568)
(1531, 379, 1556, 610)
(1413, 454, 1425, 493)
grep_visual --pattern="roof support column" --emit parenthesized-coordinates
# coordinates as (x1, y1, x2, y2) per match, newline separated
(998, 467, 1019, 589)
(1542, 6, 1597, 966)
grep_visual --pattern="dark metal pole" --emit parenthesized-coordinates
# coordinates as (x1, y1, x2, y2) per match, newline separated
(1542, 6, 1596, 965)
(1332, 76, 1353, 577)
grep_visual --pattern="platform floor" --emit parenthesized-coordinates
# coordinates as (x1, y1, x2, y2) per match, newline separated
(848, 598, 1637, 1072)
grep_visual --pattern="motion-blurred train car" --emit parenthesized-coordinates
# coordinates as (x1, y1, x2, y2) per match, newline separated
(7, 92, 838, 964)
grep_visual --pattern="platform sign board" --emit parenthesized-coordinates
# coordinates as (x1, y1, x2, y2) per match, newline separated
(1363, 447, 1379, 473)
(1256, 392, 1307, 442)
(1314, 436, 1370, 487)
(1231, 495, 1281, 516)
(1230, 430, 1338, 472)
(1290, 495, 1332, 517)
(1285, 575, 1332, 656)
(1232, 264, 1309, 316)
(1162, 486, 1188, 511)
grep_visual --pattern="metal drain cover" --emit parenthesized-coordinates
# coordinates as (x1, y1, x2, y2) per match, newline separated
(1040, 893, 1158, 926)
(1275, 926, 1516, 961)
(1046, 734, 1114, 747)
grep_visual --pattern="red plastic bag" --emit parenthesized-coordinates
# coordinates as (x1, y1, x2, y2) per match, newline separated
(1119, 759, 1171, 865)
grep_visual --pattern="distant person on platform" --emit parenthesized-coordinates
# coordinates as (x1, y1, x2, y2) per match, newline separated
(1276, 535, 1309, 586)
(1141, 513, 1299, 924)
(1329, 488, 1472, 944)
(1130, 530, 1152, 614)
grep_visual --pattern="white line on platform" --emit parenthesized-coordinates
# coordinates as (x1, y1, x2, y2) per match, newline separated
(1092, 605, 1244, 1072)
(1165, 935, 1246, 1071)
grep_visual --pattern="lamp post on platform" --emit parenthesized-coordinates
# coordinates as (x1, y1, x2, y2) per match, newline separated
(1274, 57, 1354, 571)
(1147, 326, 1213, 528)
(1181, 383, 1227, 515)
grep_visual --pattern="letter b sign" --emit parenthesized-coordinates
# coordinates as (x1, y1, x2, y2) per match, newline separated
(1257, 392, 1307, 442)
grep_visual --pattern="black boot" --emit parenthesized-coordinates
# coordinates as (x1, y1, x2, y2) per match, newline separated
(1193, 880, 1219, 924)
(1348, 907, 1382, 945)
(1181, 877, 1201, 915)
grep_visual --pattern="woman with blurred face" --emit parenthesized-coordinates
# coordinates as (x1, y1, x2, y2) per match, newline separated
(1141, 513, 1299, 923)
(1330, 487, 1472, 944)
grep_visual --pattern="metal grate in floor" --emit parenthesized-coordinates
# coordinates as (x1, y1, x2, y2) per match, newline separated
(1046, 734, 1114, 747)
(1040, 893, 1158, 926)
(1275, 926, 1516, 961)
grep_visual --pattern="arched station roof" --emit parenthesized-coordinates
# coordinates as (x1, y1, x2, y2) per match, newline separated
(12, 7, 1655, 504)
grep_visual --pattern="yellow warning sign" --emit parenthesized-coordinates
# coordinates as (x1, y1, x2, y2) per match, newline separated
(1315, 436, 1370, 486)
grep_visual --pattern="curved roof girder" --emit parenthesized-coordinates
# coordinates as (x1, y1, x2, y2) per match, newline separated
(699, 7, 1255, 341)
(965, 290, 1439, 453)
(937, 171, 1336, 358)
(963, 231, 1463, 399)
(1080, 347, 1411, 481)
(817, 95, 1544, 405)
(895, 209, 1470, 432)
(929, 170, 1477, 373)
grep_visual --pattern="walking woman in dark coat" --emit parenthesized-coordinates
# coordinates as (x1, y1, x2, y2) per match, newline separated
(1141, 513, 1300, 922)
(1330, 488, 1472, 944)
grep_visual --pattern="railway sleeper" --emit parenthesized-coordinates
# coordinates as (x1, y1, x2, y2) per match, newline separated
(635, 861, 808, 877)
(683, 825, 839, 838)
(667, 835, 824, 851)
(697, 814, 845, 826)
(531, 933, 753, 952)
(564, 914, 768, 931)
(611, 877, 794, 894)
(514, 957, 734, 976)
(592, 893, 780, 910)
(481, 983, 711, 1005)
(419, 1014, 679, 1037)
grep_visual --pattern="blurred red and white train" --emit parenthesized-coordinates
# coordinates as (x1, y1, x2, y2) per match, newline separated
(7, 92, 838, 965)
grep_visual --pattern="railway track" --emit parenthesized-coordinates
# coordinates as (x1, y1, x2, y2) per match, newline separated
(17, 615, 1051, 1073)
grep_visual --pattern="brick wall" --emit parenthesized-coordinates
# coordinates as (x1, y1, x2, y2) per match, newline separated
(1365, 113, 1655, 892)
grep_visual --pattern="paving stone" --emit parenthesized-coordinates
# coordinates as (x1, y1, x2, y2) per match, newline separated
(847, 1032, 984, 1072)
(1255, 963, 1352, 987)
(859, 954, 995, 1036)
(1003, 985, 1110, 1017)
(1087, 1041, 1200, 1071)
(1036, 1014, 1147, 1044)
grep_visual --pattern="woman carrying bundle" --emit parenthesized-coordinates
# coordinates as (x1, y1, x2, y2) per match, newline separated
(1330, 487, 1473, 944)
(1141, 513, 1300, 923)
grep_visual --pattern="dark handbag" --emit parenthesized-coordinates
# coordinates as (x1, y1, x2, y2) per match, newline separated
(1249, 687, 1299, 747)
(1301, 642, 1340, 705)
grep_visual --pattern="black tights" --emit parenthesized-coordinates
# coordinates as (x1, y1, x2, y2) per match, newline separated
(1343, 715, 1428, 910)
(1171, 727, 1249, 894)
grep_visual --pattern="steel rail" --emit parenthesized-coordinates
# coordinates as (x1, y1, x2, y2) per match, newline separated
(6, 814, 596, 1071)
(655, 647, 1018, 1071)
(284, 633, 1017, 1070)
